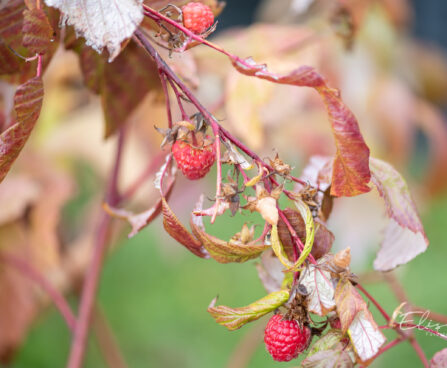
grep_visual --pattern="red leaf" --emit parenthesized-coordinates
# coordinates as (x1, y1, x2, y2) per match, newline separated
(161, 197, 207, 258)
(334, 278, 366, 334)
(22, 8, 54, 54)
(0, 77, 44, 183)
(0, 0, 25, 50)
(231, 59, 371, 197)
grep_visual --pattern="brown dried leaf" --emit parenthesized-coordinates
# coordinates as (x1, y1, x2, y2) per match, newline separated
(104, 178, 175, 238)
(334, 278, 365, 334)
(190, 220, 268, 264)
(0, 77, 44, 183)
(22, 8, 54, 54)
(230, 60, 371, 197)
(161, 197, 206, 258)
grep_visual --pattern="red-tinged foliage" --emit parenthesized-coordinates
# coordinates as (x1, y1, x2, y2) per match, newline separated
(66, 39, 161, 137)
(334, 278, 366, 334)
(230, 59, 371, 197)
(22, 8, 54, 55)
(161, 197, 207, 258)
(431, 348, 447, 368)
(0, 77, 43, 183)
(0, 0, 24, 50)
(104, 178, 175, 238)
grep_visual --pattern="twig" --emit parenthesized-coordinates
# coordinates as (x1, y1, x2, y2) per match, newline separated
(408, 337, 429, 368)
(66, 128, 127, 368)
(159, 71, 173, 128)
(0, 252, 76, 331)
(356, 283, 391, 322)
(92, 303, 129, 368)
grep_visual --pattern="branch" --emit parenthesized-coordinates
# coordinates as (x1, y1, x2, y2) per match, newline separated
(92, 303, 129, 368)
(0, 252, 76, 331)
(66, 128, 127, 368)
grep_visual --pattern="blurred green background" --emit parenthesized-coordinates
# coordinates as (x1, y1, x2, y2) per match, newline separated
(9, 169, 447, 367)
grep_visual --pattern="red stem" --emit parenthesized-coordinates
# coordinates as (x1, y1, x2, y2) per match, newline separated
(66, 128, 126, 368)
(356, 283, 391, 322)
(159, 71, 173, 128)
(0, 252, 76, 331)
(408, 338, 429, 367)
(166, 77, 189, 121)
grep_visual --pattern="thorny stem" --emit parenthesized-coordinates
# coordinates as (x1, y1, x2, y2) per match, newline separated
(66, 128, 126, 368)
(0, 252, 76, 331)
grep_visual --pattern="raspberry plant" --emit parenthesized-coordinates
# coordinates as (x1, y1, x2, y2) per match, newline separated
(1, 1, 447, 367)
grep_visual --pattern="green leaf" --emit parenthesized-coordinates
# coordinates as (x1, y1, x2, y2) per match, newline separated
(208, 290, 289, 331)
(0, 77, 44, 183)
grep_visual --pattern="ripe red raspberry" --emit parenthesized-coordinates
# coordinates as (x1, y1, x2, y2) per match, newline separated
(182, 2, 214, 34)
(264, 314, 311, 362)
(172, 140, 216, 180)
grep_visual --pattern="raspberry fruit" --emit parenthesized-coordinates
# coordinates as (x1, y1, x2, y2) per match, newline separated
(264, 314, 312, 362)
(172, 139, 216, 180)
(182, 2, 214, 34)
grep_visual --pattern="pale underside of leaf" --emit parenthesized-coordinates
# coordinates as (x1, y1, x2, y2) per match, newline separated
(370, 158, 428, 271)
(348, 310, 386, 362)
(373, 218, 428, 271)
(299, 263, 336, 316)
(208, 290, 289, 331)
(44, 0, 144, 61)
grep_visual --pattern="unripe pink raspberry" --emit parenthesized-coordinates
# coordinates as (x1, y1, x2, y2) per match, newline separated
(264, 314, 312, 362)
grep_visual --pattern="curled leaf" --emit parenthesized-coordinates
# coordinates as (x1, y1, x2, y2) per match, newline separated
(256, 196, 278, 226)
(104, 178, 175, 238)
(207, 290, 289, 331)
(161, 197, 207, 258)
(271, 224, 295, 270)
(230, 59, 371, 197)
(190, 220, 268, 263)
(293, 199, 315, 268)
